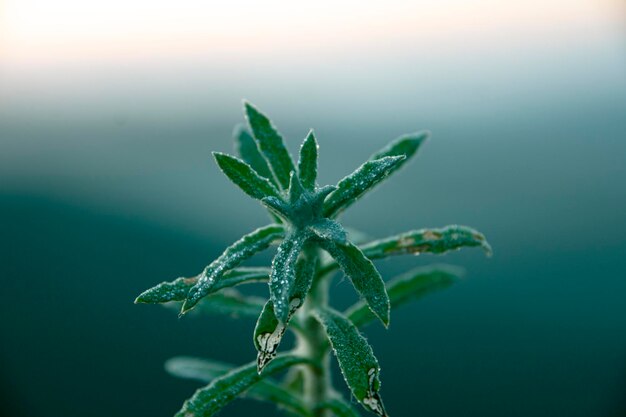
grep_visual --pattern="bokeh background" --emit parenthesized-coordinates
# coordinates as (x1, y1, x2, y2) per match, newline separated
(2, 1, 625, 416)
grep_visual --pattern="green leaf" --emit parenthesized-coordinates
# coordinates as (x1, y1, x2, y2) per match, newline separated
(315, 398, 362, 417)
(244, 101, 296, 190)
(174, 354, 310, 417)
(189, 290, 266, 318)
(288, 171, 305, 204)
(297, 130, 318, 191)
(290, 248, 317, 306)
(213, 152, 281, 201)
(269, 230, 310, 323)
(369, 131, 429, 175)
(318, 239, 390, 327)
(308, 218, 347, 244)
(166, 356, 311, 417)
(253, 301, 285, 372)
(255, 250, 317, 371)
(233, 124, 276, 185)
(361, 225, 492, 259)
(182, 225, 285, 314)
(135, 267, 269, 304)
(261, 196, 292, 221)
(163, 290, 265, 319)
(346, 265, 462, 327)
(315, 308, 388, 417)
(166, 356, 231, 380)
(323, 156, 405, 218)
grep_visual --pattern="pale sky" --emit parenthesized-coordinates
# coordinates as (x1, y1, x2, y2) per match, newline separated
(2, 0, 623, 65)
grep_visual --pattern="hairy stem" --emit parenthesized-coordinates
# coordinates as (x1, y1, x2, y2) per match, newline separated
(296, 249, 333, 417)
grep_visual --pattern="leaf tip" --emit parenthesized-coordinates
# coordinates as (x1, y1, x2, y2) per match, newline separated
(242, 99, 259, 117)
(179, 299, 195, 317)
(134, 289, 151, 304)
(212, 151, 227, 163)
(482, 240, 494, 257)
(381, 311, 390, 328)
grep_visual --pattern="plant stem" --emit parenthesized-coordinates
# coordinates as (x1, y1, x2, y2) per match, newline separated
(296, 249, 333, 417)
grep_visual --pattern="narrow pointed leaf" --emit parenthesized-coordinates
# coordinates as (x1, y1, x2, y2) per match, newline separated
(182, 225, 285, 314)
(309, 218, 347, 244)
(315, 308, 388, 417)
(369, 131, 429, 174)
(214, 152, 280, 201)
(290, 248, 317, 306)
(288, 171, 305, 204)
(233, 124, 276, 185)
(318, 239, 390, 327)
(135, 267, 269, 304)
(298, 130, 318, 191)
(316, 398, 362, 417)
(361, 225, 492, 260)
(166, 357, 311, 417)
(165, 356, 231, 381)
(244, 101, 296, 190)
(261, 196, 292, 222)
(174, 354, 311, 417)
(164, 290, 265, 319)
(346, 265, 462, 327)
(188, 290, 266, 318)
(269, 230, 310, 323)
(254, 301, 286, 372)
(255, 250, 317, 371)
(323, 156, 405, 218)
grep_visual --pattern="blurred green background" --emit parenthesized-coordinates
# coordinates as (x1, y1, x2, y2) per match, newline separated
(1, 1, 625, 416)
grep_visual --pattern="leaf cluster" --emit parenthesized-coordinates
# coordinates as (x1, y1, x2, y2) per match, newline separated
(136, 102, 491, 417)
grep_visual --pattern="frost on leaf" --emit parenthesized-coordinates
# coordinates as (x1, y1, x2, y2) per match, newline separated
(269, 230, 310, 323)
(135, 267, 269, 304)
(181, 225, 284, 314)
(255, 293, 308, 371)
(255, 248, 316, 371)
(315, 308, 388, 417)
(323, 155, 405, 218)
(361, 225, 492, 260)
(318, 239, 390, 327)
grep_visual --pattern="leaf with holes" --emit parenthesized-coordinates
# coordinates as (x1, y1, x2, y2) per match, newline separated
(315, 308, 388, 417)
(361, 225, 492, 260)
(255, 252, 316, 371)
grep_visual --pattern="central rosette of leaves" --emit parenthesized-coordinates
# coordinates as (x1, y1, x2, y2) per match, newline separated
(178, 105, 413, 330)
